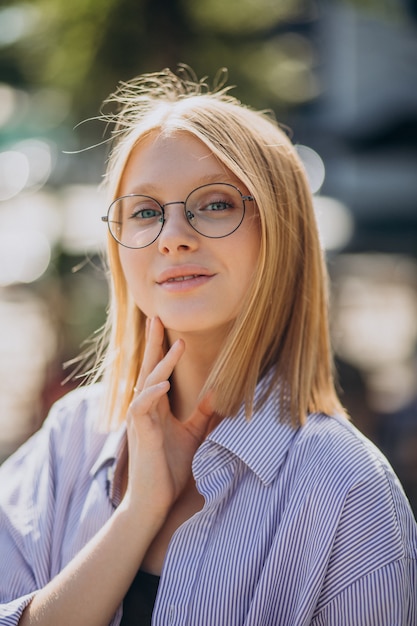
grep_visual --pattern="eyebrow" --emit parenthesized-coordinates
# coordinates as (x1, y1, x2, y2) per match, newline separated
(125, 173, 241, 196)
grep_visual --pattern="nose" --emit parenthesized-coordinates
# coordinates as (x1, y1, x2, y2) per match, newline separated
(157, 202, 198, 254)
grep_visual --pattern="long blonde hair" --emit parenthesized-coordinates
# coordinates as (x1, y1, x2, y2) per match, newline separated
(93, 67, 344, 429)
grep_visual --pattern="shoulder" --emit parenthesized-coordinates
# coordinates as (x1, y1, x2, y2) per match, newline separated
(282, 412, 416, 541)
(0, 383, 107, 479)
(292, 412, 395, 488)
(0, 383, 114, 544)
(40, 382, 104, 438)
(290, 412, 417, 552)
(47, 382, 105, 426)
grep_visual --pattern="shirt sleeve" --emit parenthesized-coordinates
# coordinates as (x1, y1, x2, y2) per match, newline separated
(0, 593, 37, 625)
(310, 461, 417, 626)
(312, 559, 416, 625)
(0, 399, 74, 624)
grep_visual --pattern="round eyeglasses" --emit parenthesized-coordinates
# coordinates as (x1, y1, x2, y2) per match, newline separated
(101, 182, 254, 249)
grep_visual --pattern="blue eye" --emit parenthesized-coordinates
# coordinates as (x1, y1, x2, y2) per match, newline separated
(131, 208, 161, 220)
(205, 201, 232, 211)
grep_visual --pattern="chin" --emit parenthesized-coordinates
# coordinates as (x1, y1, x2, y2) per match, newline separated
(165, 315, 234, 339)
(164, 320, 212, 335)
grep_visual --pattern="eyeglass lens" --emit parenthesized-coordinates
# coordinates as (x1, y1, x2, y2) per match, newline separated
(106, 183, 246, 249)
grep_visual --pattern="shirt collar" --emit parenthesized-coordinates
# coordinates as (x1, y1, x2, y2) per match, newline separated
(194, 375, 300, 486)
(90, 374, 300, 495)
(90, 422, 127, 478)
(90, 422, 128, 508)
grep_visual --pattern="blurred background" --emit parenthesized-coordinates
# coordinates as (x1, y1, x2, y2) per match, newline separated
(0, 0, 416, 514)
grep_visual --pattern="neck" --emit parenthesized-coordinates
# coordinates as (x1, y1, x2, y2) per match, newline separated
(166, 327, 226, 421)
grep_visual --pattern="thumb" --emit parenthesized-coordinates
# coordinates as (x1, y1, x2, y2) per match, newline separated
(186, 392, 221, 443)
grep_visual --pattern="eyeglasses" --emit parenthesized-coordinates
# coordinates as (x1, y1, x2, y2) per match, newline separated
(101, 182, 254, 249)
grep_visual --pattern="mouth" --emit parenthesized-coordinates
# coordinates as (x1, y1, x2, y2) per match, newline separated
(156, 266, 213, 285)
(166, 274, 201, 283)
(156, 266, 214, 291)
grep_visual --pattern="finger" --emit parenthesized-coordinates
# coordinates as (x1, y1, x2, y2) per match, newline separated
(143, 337, 185, 389)
(129, 380, 171, 420)
(185, 392, 221, 443)
(134, 317, 165, 393)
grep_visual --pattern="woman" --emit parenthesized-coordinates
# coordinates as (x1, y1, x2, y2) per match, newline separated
(1, 68, 416, 626)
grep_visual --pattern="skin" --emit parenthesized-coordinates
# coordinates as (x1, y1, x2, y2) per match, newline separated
(118, 131, 260, 420)
(19, 132, 261, 625)
(118, 132, 260, 341)
(20, 321, 216, 626)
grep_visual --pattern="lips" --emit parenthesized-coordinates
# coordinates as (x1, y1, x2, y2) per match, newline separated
(166, 275, 200, 282)
(156, 266, 213, 285)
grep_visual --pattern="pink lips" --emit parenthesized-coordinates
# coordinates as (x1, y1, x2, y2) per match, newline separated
(156, 265, 214, 291)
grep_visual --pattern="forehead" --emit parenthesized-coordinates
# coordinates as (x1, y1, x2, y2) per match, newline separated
(119, 131, 239, 196)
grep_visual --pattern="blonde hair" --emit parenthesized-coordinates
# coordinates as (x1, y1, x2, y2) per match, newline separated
(93, 67, 344, 429)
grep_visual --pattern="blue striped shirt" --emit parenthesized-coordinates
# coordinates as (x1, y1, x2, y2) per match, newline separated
(1, 379, 416, 625)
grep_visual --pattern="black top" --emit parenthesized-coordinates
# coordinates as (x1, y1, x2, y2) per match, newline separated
(120, 569, 160, 626)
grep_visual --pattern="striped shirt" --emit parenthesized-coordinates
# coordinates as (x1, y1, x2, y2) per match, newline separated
(1, 379, 416, 625)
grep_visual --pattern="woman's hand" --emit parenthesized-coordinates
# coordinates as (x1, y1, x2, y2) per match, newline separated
(19, 317, 216, 626)
(123, 317, 215, 519)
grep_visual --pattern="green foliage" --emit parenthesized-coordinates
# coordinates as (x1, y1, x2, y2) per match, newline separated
(1, 0, 318, 122)
(183, 0, 309, 34)
(1, 0, 405, 141)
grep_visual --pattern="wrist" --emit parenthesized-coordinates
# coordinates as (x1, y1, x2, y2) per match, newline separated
(116, 492, 169, 537)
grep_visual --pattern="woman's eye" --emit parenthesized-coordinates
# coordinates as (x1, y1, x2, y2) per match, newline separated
(203, 200, 233, 212)
(130, 207, 160, 220)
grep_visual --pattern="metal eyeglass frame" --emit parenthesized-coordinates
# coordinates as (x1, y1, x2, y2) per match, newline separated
(101, 182, 255, 249)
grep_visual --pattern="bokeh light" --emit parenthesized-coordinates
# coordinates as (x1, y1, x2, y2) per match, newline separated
(296, 144, 326, 194)
(0, 230, 51, 285)
(0, 4, 39, 47)
(0, 150, 29, 200)
(314, 196, 354, 251)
